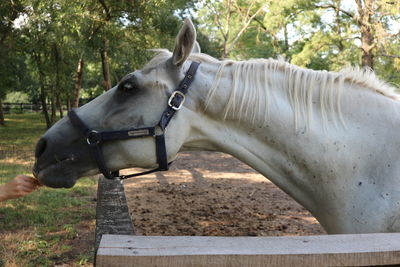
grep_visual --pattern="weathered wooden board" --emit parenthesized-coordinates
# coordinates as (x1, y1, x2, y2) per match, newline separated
(96, 233, 400, 267)
(95, 176, 135, 252)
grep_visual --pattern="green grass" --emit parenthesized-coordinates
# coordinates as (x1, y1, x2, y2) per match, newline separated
(0, 113, 97, 267)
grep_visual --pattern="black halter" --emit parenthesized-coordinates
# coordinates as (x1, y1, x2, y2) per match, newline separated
(68, 61, 201, 180)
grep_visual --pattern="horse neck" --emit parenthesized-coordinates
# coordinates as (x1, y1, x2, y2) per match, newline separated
(194, 58, 400, 161)
(185, 59, 400, 232)
(187, 59, 315, 195)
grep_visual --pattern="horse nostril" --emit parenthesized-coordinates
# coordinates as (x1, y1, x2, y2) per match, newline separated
(35, 138, 47, 158)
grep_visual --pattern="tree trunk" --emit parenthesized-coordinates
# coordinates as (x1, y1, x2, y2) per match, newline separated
(221, 0, 232, 59)
(50, 94, 57, 124)
(100, 39, 112, 91)
(283, 24, 290, 54)
(73, 57, 84, 108)
(335, 0, 345, 51)
(360, 28, 374, 69)
(53, 43, 63, 118)
(56, 93, 63, 118)
(66, 97, 71, 111)
(34, 53, 52, 128)
(39, 85, 51, 128)
(356, 0, 375, 69)
(0, 98, 4, 126)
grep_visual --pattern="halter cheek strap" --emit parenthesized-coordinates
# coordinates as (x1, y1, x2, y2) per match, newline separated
(68, 61, 200, 180)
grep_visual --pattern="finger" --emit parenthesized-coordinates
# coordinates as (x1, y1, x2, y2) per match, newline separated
(15, 175, 33, 183)
(17, 184, 33, 192)
(18, 184, 37, 192)
(32, 178, 43, 186)
(23, 176, 43, 186)
(18, 178, 40, 187)
(24, 182, 40, 190)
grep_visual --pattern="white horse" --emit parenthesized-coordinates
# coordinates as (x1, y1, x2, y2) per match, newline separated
(34, 18, 400, 234)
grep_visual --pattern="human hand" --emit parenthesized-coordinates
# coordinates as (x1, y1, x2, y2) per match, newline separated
(0, 175, 42, 201)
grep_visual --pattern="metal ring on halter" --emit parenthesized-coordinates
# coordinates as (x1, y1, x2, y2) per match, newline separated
(86, 130, 101, 145)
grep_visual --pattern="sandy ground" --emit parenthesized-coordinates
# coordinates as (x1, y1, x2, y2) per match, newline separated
(123, 152, 325, 236)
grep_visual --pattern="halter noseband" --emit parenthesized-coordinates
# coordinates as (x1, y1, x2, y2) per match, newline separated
(68, 61, 201, 180)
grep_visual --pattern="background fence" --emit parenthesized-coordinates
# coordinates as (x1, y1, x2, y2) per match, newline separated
(2, 103, 43, 114)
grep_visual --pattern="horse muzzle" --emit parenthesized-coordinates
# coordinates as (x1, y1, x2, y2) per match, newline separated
(33, 136, 81, 188)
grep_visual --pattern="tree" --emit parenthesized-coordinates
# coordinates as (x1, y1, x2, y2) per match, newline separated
(309, 0, 400, 69)
(0, 0, 25, 125)
(2, 0, 199, 128)
(198, 0, 268, 58)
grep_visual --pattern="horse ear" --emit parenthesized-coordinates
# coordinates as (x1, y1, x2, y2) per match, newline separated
(172, 18, 197, 67)
(192, 41, 201, 54)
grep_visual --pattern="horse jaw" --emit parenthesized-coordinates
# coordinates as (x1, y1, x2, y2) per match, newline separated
(34, 160, 78, 188)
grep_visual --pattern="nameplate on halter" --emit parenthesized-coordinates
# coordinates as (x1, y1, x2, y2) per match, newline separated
(128, 129, 149, 137)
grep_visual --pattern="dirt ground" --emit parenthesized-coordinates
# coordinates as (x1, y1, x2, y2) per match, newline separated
(123, 151, 325, 236)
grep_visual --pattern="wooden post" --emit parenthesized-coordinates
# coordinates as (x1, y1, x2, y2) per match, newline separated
(97, 234, 400, 267)
(95, 176, 135, 265)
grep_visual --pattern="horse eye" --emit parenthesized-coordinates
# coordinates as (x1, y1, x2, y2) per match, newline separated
(119, 82, 135, 92)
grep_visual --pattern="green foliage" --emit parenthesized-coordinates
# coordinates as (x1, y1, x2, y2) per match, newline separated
(196, 0, 399, 85)
(0, 48, 29, 98)
(374, 37, 400, 88)
(1, 0, 399, 111)
(0, 0, 198, 117)
(4, 91, 30, 103)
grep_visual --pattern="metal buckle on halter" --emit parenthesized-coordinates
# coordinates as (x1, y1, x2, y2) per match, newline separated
(168, 91, 185, 111)
(86, 130, 101, 145)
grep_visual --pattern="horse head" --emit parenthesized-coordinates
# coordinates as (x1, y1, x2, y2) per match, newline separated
(33, 18, 209, 188)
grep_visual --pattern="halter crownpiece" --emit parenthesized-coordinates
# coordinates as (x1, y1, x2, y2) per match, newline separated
(68, 61, 201, 180)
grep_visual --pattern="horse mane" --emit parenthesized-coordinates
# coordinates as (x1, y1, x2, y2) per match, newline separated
(147, 49, 400, 128)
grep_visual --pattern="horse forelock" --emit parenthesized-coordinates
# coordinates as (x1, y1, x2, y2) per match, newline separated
(145, 49, 221, 68)
(143, 49, 171, 70)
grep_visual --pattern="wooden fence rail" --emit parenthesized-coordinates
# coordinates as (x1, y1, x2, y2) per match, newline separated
(96, 234, 400, 267)
(2, 102, 42, 113)
(1, 102, 70, 114)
